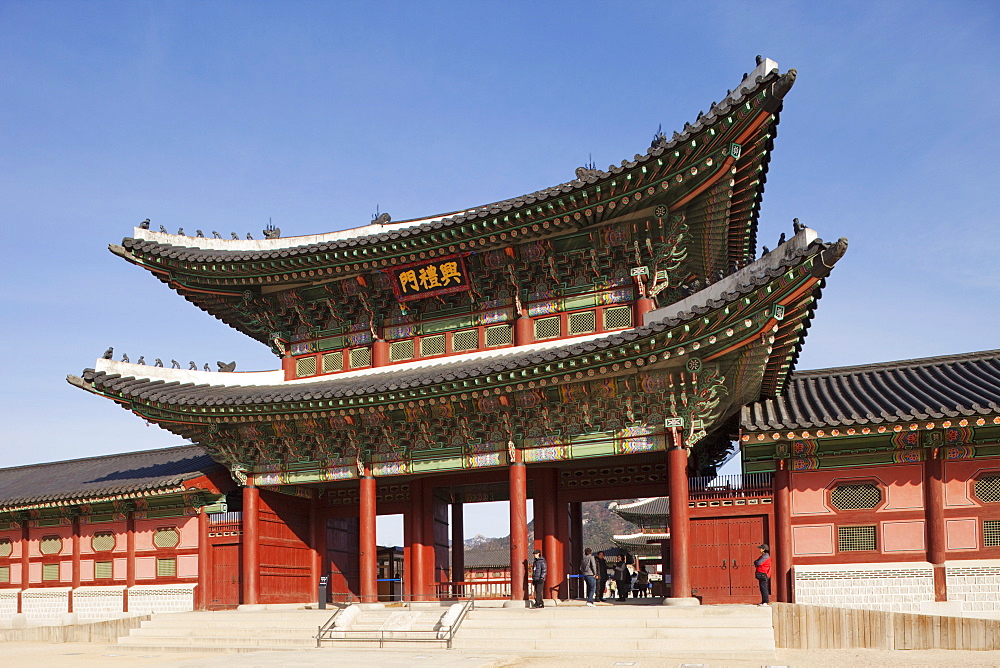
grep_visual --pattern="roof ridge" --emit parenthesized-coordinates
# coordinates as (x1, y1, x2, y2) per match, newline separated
(0, 443, 207, 474)
(794, 349, 1000, 379)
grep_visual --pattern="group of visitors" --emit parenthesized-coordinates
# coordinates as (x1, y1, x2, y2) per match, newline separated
(530, 542, 773, 607)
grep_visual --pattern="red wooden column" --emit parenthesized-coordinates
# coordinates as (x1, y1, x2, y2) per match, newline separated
(421, 482, 439, 598)
(541, 469, 560, 599)
(634, 295, 655, 325)
(773, 464, 792, 602)
(409, 479, 426, 600)
(125, 511, 136, 612)
(925, 452, 947, 601)
(667, 430, 693, 600)
(451, 500, 464, 596)
(372, 338, 390, 367)
(359, 463, 378, 603)
(70, 516, 80, 613)
(242, 485, 260, 605)
(197, 507, 210, 610)
(19, 522, 29, 613)
(509, 449, 528, 602)
(554, 496, 569, 599)
(515, 315, 534, 346)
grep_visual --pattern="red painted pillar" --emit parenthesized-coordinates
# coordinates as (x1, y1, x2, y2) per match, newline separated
(125, 511, 136, 612)
(634, 296, 655, 326)
(925, 453, 947, 601)
(554, 496, 569, 599)
(421, 483, 438, 598)
(515, 315, 534, 346)
(773, 465, 792, 602)
(69, 517, 80, 613)
(242, 485, 260, 605)
(410, 479, 426, 600)
(372, 338, 390, 367)
(668, 431, 692, 599)
(198, 508, 210, 609)
(281, 352, 295, 380)
(451, 500, 464, 597)
(509, 450, 528, 602)
(542, 469, 560, 599)
(18, 522, 29, 613)
(359, 464, 378, 603)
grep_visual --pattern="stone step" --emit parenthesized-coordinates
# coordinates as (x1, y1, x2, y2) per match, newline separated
(456, 626, 773, 640)
(466, 604, 769, 618)
(118, 634, 318, 648)
(140, 618, 330, 630)
(460, 615, 771, 629)
(449, 636, 775, 652)
(129, 626, 321, 639)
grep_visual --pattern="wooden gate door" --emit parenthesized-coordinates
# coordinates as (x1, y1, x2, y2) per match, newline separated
(326, 516, 359, 601)
(210, 543, 241, 608)
(690, 515, 766, 604)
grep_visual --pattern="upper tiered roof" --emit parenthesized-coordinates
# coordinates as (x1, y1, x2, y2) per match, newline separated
(742, 349, 1000, 432)
(109, 58, 796, 346)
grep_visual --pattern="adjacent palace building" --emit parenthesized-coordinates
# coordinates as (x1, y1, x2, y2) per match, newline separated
(1, 58, 996, 623)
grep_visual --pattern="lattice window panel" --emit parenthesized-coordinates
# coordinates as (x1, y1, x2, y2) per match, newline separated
(91, 532, 115, 552)
(984, 520, 1000, 547)
(322, 352, 342, 373)
(39, 535, 62, 555)
(0, 565, 8, 583)
(153, 528, 179, 548)
(485, 324, 513, 347)
(42, 563, 60, 580)
(389, 340, 414, 362)
(830, 483, 882, 510)
(0, 538, 10, 557)
(349, 347, 372, 369)
(838, 525, 877, 552)
(975, 476, 1000, 503)
(534, 316, 561, 340)
(420, 334, 446, 357)
(295, 356, 317, 377)
(452, 329, 479, 352)
(156, 558, 177, 578)
(603, 305, 633, 330)
(94, 560, 113, 579)
(568, 310, 597, 335)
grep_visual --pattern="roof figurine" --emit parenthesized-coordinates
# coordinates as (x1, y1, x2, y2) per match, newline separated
(102, 346, 113, 359)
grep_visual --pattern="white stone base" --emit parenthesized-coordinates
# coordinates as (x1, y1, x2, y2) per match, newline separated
(793, 562, 934, 612)
(663, 597, 701, 606)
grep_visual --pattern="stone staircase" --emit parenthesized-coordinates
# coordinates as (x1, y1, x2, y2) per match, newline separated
(116, 604, 453, 652)
(449, 603, 776, 660)
(117, 608, 335, 652)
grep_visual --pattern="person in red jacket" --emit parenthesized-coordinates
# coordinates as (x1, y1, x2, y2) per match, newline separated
(754, 543, 772, 606)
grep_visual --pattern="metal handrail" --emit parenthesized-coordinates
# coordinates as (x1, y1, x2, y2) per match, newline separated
(315, 605, 345, 647)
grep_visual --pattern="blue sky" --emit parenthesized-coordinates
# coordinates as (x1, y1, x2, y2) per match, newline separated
(2, 2, 998, 541)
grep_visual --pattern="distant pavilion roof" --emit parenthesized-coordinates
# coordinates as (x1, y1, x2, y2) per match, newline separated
(0, 445, 221, 512)
(741, 349, 1000, 432)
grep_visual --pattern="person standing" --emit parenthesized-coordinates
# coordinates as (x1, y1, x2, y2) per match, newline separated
(594, 551, 608, 602)
(613, 556, 630, 601)
(634, 565, 649, 598)
(754, 543, 772, 606)
(531, 549, 547, 609)
(580, 547, 597, 607)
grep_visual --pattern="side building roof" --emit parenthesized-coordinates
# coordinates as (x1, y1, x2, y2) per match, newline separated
(0, 444, 223, 512)
(741, 349, 1000, 432)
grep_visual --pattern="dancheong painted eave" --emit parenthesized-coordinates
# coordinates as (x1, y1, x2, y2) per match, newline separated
(741, 348, 1000, 438)
(69, 229, 845, 429)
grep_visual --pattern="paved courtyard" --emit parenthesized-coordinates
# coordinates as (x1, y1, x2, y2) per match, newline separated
(4, 643, 1000, 668)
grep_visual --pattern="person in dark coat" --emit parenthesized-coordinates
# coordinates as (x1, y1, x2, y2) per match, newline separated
(754, 543, 772, 606)
(634, 565, 650, 598)
(613, 556, 630, 601)
(594, 551, 608, 602)
(531, 549, 547, 608)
